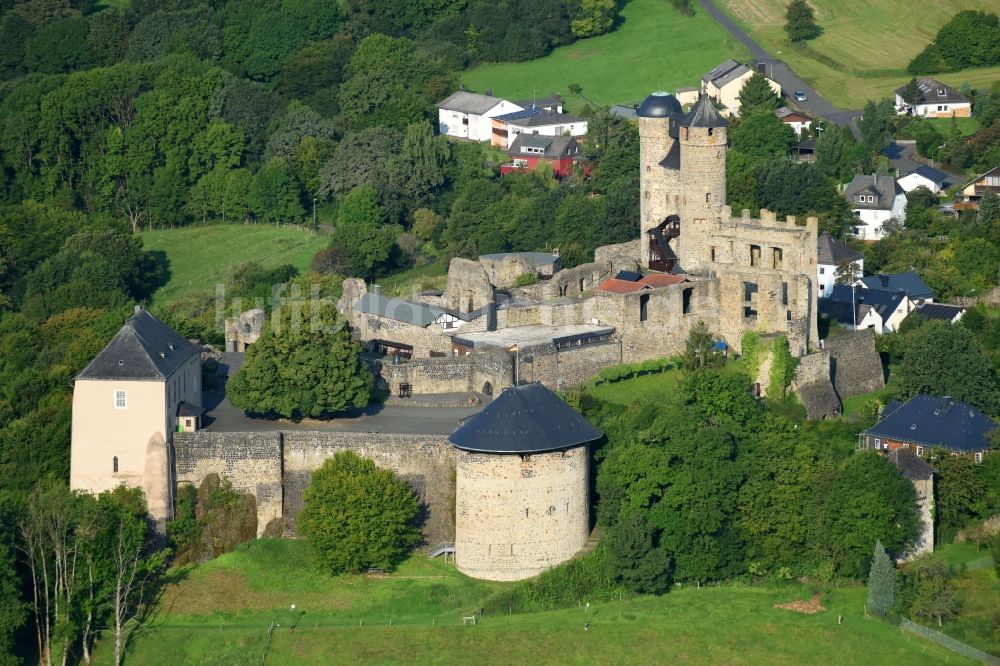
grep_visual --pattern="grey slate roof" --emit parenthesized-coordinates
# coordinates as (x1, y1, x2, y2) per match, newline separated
(681, 94, 727, 128)
(438, 90, 507, 115)
(609, 104, 638, 120)
(492, 107, 584, 128)
(858, 271, 934, 301)
(177, 401, 200, 417)
(904, 165, 948, 184)
(448, 382, 603, 454)
(77, 308, 199, 381)
(845, 174, 901, 211)
(798, 381, 841, 420)
(355, 293, 490, 327)
(864, 395, 996, 453)
(507, 134, 577, 158)
(822, 285, 907, 324)
(512, 94, 562, 110)
(895, 78, 969, 106)
(658, 142, 681, 169)
(916, 302, 965, 322)
(817, 232, 862, 265)
(636, 91, 682, 118)
(702, 59, 751, 89)
(889, 448, 935, 480)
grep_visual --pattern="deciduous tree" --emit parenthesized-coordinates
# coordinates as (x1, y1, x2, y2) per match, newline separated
(784, 0, 821, 42)
(298, 451, 421, 574)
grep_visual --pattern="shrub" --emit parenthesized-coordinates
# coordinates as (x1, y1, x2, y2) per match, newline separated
(515, 272, 537, 287)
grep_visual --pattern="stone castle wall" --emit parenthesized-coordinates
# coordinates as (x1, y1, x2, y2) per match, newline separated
(173, 431, 457, 544)
(824, 329, 885, 398)
(455, 445, 590, 581)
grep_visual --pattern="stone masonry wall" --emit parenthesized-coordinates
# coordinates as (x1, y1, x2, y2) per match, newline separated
(824, 329, 885, 398)
(282, 432, 456, 544)
(173, 431, 457, 544)
(455, 446, 589, 581)
(174, 431, 283, 536)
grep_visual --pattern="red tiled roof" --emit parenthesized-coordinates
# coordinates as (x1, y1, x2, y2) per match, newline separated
(596, 274, 686, 294)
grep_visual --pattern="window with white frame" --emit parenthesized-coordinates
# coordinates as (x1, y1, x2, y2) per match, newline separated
(819, 267, 825, 274)
(916, 446, 924, 456)
(873, 437, 881, 449)
(975, 451, 983, 463)
(114, 390, 127, 409)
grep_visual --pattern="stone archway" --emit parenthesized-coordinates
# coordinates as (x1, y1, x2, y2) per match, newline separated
(482, 381, 493, 397)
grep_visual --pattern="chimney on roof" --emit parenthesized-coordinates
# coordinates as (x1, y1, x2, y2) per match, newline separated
(373, 285, 382, 295)
(159, 352, 165, 358)
(459, 83, 464, 91)
(486, 88, 493, 97)
(134, 304, 142, 314)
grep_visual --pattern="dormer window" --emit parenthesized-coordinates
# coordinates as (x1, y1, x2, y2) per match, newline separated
(937, 89, 945, 96)
(118, 360, 124, 366)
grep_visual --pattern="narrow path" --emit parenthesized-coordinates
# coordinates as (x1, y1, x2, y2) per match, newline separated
(696, 0, 861, 129)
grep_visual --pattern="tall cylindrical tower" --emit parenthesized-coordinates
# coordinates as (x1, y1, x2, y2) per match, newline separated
(678, 95, 728, 274)
(637, 92, 682, 269)
(448, 383, 602, 582)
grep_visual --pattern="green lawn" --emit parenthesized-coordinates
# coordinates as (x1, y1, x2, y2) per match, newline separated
(98, 540, 971, 665)
(143, 224, 329, 307)
(926, 116, 981, 137)
(586, 367, 685, 405)
(379, 263, 449, 297)
(461, 0, 749, 108)
(716, 0, 1000, 108)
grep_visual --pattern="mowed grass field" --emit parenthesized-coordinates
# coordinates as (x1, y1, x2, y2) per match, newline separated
(142, 224, 329, 307)
(95, 540, 971, 665)
(718, 0, 1000, 108)
(461, 0, 749, 108)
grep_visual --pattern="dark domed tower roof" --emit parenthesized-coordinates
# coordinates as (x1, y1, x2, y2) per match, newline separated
(448, 382, 603, 454)
(636, 91, 682, 118)
(682, 94, 728, 128)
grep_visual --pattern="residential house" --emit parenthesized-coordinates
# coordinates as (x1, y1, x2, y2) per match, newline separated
(674, 86, 700, 107)
(956, 165, 1000, 212)
(490, 108, 588, 149)
(816, 232, 863, 298)
(856, 270, 935, 304)
(820, 284, 915, 333)
(701, 59, 780, 116)
(898, 165, 948, 194)
(894, 78, 971, 118)
(915, 302, 965, 324)
(438, 90, 523, 141)
(775, 106, 812, 138)
(500, 134, 580, 178)
(861, 395, 995, 462)
(844, 174, 907, 240)
(512, 94, 564, 113)
(70, 306, 203, 525)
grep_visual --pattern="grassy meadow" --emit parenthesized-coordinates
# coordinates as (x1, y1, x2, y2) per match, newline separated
(97, 539, 973, 665)
(142, 224, 329, 307)
(461, 0, 749, 109)
(717, 0, 1000, 108)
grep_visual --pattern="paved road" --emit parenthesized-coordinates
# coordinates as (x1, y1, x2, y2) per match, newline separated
(697, 0, 860, 128)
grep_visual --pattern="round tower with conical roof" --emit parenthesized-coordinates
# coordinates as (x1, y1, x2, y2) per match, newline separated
(637, 92, 682, 270)
(448, 382, 602, 581)
(678, 94, 728, 274)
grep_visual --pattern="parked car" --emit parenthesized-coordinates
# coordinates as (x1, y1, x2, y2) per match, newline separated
(793, 90, 808, 102)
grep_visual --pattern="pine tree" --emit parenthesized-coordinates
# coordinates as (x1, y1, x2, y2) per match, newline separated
(785, 0, 821, 42)
(737, 72, 781, 117)
(866, 540, 896, 619)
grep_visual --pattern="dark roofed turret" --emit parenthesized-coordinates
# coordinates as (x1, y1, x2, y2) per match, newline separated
(636, 91, 682, 118)
(448, 382, 602, 454)
(681, 94, 728, 129)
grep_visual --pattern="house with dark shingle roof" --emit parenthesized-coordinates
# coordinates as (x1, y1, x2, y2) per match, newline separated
(915, 302, 965, 324)
(898, 165, 948, 195)
(861, 395, 995, 462)
(71, 306, 204, 528)
(957, 164, 1000, 212)
(855, 270, 934, 304)
(438, 90, 524, 142)
(844, 174, 908, 240)
(700, 59, 780, 116)
(820, 285, 915, 334)
(500, 134, 580, 178)
(894, 78, 971, 119)
(816, 232, 864, 298)
(490, 107, 588, 149)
